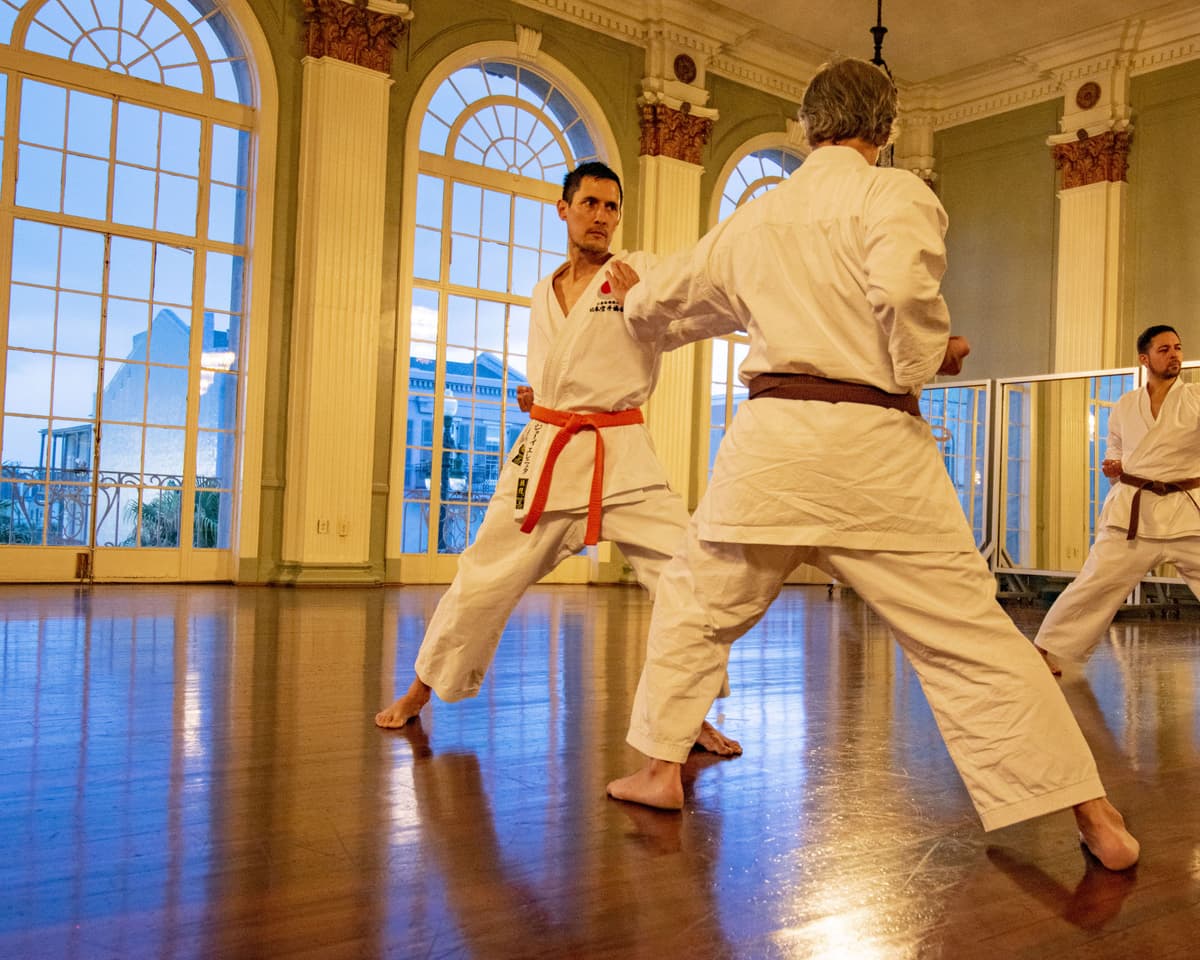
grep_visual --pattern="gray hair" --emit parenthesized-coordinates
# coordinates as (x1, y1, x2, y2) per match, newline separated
(799, 57, 897, 149)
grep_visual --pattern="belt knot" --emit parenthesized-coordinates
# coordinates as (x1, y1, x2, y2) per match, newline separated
(518, 404, 644, 545)
(1117, 472, 1200, 539)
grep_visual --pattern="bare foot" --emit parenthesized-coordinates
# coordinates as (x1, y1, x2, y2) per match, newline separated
(1036, 646, 1063, 676)
(606, 759, 684, 810)
(695, 720, 743, 756)
(1074, 797, 1139, 871)
(374, 678, 432, 728)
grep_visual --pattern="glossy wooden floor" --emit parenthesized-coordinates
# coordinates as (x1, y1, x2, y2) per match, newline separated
(1, 583, 1198, 959)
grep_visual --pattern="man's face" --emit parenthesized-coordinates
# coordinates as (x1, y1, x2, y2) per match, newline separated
(558, 177, 621, 255)
(1141, 332, 1184, 380)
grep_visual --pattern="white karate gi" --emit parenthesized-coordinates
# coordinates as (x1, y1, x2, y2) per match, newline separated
(415, 252, 695, 703)
(1036, 378, 1200, 662)
(621, 146, 1105, 831)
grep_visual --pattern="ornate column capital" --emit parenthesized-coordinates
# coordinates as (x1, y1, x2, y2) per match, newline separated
(302, 0, 412, 74)
(1051, 130, 1133, 190)
(892, 109, 938, 191)
(638, 102, 713, 165)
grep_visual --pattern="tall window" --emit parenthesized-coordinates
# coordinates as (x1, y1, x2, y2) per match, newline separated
(0, 0, 255, 562)
(1087, 372, 1134, 544)
(919, 384, 989, 546)
(1002, 385, 1031, 566)
(708, 146, 803, 476)
(402, 60, 600, 555)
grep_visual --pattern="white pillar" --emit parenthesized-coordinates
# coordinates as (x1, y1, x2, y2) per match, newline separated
(635, 78, 717, 509)
(638, 151, 706, 505)
(1052, 177, 1127, 372)
(1048, 69, 1133, 373)
(280, 1, 410, 582)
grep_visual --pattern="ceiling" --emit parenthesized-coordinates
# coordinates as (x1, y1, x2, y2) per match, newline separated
(702, 0, 1191, 86)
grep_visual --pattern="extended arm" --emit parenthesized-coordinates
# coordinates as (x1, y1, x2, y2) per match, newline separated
(606, 258, 741, 350)
(607, 237, 740, 346)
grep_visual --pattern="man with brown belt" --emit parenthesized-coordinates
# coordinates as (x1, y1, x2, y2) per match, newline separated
(1037, 325, 1200, 672)
(375, 162, 738, 756)
(603, 56, 1139, 870)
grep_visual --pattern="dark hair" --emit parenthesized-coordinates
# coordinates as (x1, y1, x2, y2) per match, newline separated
(1137, 324, 1179, 355)
(799, 56, 897, 148)
(562, 162, 622, 206)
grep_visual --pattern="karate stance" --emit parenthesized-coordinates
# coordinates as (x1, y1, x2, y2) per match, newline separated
(376, 162, 738, 756)
(1037, 325, 1200, 673)
(604, 58, 1138, 870)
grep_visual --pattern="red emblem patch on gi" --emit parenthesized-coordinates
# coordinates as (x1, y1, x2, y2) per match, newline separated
(601, 281, 611, 294)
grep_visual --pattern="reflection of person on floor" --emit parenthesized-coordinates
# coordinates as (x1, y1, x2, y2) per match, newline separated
(403, 724, 733, 958)
(985, 847, 1137, 931)
(1037, 325, 1200, 675)
(604, 57, 1138, 871)
(376, 162, 738, 756)
(402, 729, 577, 956)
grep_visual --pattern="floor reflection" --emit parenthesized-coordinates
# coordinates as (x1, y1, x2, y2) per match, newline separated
(0, 583, 1197, 958)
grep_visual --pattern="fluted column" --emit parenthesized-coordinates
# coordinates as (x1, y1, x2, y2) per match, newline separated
(635, 54, 716, 509)
(279, 0, 411, 582)
(1048, 73, 1133, 373)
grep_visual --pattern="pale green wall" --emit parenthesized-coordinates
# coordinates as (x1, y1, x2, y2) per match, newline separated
(935, 101, 1060, 381)
(1125, 58, 1200, 358)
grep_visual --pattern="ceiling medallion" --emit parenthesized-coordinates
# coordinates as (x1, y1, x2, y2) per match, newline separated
(673, 54, 697, 84)
(1075, 81, 1101, 110)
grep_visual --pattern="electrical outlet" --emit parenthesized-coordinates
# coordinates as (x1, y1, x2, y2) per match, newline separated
(317, 518, 329, 534)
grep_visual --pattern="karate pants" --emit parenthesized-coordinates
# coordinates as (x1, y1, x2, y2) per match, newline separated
(416, 485, 698, 703)
(1035, 526, 1200, 663)
(626, 518, 1106, 830)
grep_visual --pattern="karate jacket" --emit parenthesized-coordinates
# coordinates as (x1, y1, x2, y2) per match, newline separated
(624, 146, 974, 552)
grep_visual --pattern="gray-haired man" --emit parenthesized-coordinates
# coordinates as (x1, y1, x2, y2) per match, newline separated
(604, 57, 1138, 871)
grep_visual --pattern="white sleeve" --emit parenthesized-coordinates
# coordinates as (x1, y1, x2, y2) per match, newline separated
(657, 312, 743, 352)
(1104, 401, 1125, 462)
(864, 174, 953, 390)
(623, 227, 738, 343)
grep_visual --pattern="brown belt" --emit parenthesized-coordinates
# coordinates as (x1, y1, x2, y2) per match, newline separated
(747, 373, 922, 418)
(1118, 472, 1200, 540)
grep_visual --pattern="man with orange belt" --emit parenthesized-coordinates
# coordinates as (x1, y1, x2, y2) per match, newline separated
(375, 162, 738, 756)
(1037, 325, 1200, 672)
(603, 58, 1139, 870)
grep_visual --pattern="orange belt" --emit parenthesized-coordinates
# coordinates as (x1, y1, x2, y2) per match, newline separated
(519, 404, 644, 545)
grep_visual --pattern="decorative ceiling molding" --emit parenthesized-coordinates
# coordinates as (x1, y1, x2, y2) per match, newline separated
(707, 41, 814, 103)
(510, 0, 645, 44)
(511, 0, 1200, 131)
(1130, 5, 1200, 74)
(912, 8, 1198, 130)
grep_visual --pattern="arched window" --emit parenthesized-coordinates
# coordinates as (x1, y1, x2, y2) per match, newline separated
(708, 144, 805, 476)
(0, 0, 260, 579)
(716, 146, 803, 220)
(400, 58, 604, 556)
